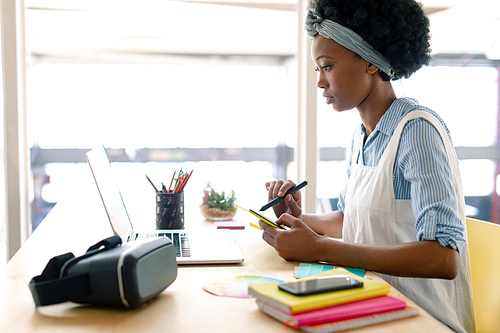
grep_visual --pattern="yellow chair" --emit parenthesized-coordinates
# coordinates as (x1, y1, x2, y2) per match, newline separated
(466, 217, 500, 333)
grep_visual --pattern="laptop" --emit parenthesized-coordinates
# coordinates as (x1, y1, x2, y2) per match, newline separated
(85, 145, 244, 265)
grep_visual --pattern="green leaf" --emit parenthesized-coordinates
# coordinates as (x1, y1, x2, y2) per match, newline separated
(204, 187, 236, 211)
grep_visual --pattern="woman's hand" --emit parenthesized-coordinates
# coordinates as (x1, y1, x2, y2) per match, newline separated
(259, 213, 325, 262)
(265, 180, 302, 219)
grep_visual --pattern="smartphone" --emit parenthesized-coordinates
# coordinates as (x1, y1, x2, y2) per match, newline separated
(278, 275, 364, 296)
(249, 209, 288, 230)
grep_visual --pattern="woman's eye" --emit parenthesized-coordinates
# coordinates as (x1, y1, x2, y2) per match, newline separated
(315, 65, 331, 73)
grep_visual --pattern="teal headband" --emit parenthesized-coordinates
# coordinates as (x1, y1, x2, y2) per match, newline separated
(305, 10, 394, 79)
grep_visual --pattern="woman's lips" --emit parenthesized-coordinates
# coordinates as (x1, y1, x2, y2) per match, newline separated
(324, 95, 334, 104)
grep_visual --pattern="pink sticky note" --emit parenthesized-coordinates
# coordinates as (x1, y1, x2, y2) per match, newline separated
(214, 221, 245, 230)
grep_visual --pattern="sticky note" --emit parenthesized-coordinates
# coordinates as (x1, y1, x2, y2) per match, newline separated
(214, 221, 245, 230)
(294, 263, 365, 278)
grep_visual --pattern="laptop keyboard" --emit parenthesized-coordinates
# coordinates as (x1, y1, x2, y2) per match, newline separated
(153, 232, 191, 258)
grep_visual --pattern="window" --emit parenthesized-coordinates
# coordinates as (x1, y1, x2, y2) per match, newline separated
(26, 1, 299, 228)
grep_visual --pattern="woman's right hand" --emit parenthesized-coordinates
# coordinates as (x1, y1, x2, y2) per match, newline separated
(265, 180, 302, 219)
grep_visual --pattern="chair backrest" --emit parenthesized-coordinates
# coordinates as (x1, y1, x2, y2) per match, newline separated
(466, 217, 500, 333)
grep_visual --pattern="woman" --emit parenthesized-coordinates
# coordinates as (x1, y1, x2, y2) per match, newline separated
(260, 1, 475, 332)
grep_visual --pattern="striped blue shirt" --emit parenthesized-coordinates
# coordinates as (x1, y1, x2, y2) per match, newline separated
(338, 98, 466, 253)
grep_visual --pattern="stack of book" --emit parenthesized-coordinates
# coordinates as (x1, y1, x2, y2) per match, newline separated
(248, 268, 419, 332)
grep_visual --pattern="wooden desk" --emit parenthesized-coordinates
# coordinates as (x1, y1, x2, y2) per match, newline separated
(0, 190, 452, 333)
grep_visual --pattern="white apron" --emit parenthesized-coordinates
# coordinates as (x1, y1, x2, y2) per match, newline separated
(343, 111, 475, 333)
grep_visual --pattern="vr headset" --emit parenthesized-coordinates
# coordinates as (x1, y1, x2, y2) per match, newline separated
(29, 235, 177, 308)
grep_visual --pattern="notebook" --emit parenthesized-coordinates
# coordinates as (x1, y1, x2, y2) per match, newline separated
(85, 145, 244, 265)
(255, 295, 408, 327)
(295, 306, 419, 333)
(248, 268, 391, 314)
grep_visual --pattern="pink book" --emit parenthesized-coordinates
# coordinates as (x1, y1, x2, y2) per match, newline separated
(257, 295, 407, 328)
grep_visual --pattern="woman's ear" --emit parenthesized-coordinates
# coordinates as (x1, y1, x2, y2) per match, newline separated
(367, 63, 379, 75)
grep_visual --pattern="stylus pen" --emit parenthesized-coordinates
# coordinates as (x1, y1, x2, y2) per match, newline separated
(249, 209, 286, 229)
(260, 180, 309, 211)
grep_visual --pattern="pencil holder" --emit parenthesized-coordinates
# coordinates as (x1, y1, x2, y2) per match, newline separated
(156, 192, 184, 229)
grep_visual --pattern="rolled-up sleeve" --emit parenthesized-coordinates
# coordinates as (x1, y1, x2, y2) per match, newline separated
(397, 118, 466, 253)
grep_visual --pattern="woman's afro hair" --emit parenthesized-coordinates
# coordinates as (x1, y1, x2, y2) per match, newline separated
(308, 0, 431, 81)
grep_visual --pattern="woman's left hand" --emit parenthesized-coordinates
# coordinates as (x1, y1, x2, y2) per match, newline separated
(259, 213, 325, 262)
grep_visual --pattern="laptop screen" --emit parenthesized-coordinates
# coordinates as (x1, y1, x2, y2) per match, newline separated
(86, 145, 134, 240)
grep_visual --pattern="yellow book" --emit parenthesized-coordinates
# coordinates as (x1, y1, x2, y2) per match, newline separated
(248, 268, 390, 314)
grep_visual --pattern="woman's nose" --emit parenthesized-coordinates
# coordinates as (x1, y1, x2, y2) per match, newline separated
(316, 72, 327, 89)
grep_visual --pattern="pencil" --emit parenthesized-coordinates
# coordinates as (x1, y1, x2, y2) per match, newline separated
(249, 222, 262, 230)
(145, 174, 159, 192)
(173, 175, 183, 193)
(168, 170, 176, 192)
(179, 169, 194, 192)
